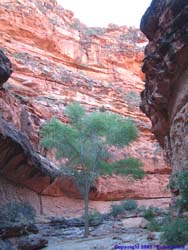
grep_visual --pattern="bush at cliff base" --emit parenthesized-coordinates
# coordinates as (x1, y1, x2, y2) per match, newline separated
(0, 201, 36, 225)
(160, 218, 188, 246)
(122, 199, 137, 211)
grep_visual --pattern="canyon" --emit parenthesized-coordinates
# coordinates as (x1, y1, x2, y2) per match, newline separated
(0, 0, 171, 217)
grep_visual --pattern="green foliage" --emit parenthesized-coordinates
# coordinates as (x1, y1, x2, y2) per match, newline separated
(169, 170, 188, 213)
(110, 200, 137, 217)
(143, 207, 155, 221)
(147, 218, 162, 232)
(177, 170, 188, 211)
(40, 103, 143, 193)
(122, 199, 137, 211)
(0, 202, 36, 225)
(160, 218, 188, 246)
(110, 204, 125, 217)
(88, 211, 103, 226)
(144, 207, 170, 232)
(112, 158, 145, 179)
(168, 172, 178, 190)
(40, 118, 79, 160)
(65, 102, 85, 128)
(40, 102, 143, 237)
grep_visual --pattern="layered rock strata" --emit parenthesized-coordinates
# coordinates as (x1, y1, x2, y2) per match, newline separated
(0, 0, 171, 212)
(140, 0, 188, 205)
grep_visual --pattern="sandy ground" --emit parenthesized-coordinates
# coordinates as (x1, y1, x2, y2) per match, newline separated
(43, 231, 161, 250)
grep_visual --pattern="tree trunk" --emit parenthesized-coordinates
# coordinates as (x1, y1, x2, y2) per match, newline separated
(84, 189, 89, 238)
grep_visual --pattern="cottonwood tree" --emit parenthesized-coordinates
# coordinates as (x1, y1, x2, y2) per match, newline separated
(40, 103, 144, 237)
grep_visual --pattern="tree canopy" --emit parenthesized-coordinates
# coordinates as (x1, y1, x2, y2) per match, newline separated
(40, 103, 144, 180)
(40, 102, 144, 237)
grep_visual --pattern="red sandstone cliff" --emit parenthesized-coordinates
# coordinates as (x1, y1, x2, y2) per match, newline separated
(0, 0, 170, 203)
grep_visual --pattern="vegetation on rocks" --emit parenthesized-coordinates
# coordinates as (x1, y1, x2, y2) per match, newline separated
(122, 199, 138, 211)
(40, 102, 144, 237)
(0, 201, 36, 225)
(88, 211, 103, 226)
(147, 218, 162, 232)
(110, 204, 125, 217)
(160, 168, 188, 245)
(169, 169, 188, 213)
(143, 207, 155, 221)
(110, 199, 138, 217)
(160, 218, 188, 246)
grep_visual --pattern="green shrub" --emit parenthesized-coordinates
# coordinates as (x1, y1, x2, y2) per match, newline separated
(160, 218, 188, 246)
(112, 158, 145, 180)
(122, 199, 137, 211)
(0, 201, 36, 225)
(137, 205, 147, 213)
(169, 170, 188, 213)
(177, 170, 188, 211)
(88, 211, 103, 226)
(147, 218, 162, 232)
(110, 204, 124, 217)
(143, 207, 155, 221)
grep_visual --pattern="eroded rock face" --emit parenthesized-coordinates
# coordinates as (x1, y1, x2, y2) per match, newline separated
(0, 0, 170, 205)
(140, 0, 188, 200)
(0, 50, 12, 87)
(0, 118, 59, 193)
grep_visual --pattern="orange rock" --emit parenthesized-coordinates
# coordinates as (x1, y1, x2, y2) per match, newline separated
(0, 0, 170, 203)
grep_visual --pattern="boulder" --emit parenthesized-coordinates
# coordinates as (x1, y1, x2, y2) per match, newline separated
(18, 234, 48, 250)
(0, 223, 29, 239)
(122, 217, 149, 228)
(0, 223, 39, 239)
(50, 217, 85, 227)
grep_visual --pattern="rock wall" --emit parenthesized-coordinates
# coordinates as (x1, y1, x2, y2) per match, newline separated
(140, 0, 188, 203)
(0, 0, 171, 210)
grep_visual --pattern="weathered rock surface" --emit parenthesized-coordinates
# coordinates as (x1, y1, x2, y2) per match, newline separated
(0, 223, 38, 239)
(140, 0, 188, 205)
(122, 217, 149, 228)
(0, 239, 12, 250)
(0, 0, 171, 210)
(0, 50, 12, 86)
(0, 118, 59, 193)
(18, 234, 48, 250)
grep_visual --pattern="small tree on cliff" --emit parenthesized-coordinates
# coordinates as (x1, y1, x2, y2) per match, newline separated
(40, 103, 144, 237)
